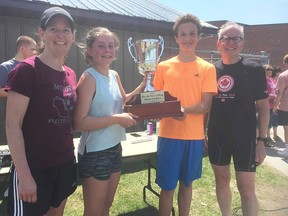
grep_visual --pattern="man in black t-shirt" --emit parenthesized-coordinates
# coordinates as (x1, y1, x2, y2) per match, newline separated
(207, 22, 269, 216)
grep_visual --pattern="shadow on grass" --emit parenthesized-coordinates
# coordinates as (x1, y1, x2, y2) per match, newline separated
(118, 205, 158, 216)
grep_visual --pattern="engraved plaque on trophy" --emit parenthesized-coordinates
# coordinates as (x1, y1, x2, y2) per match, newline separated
(124, 36, 183, 121)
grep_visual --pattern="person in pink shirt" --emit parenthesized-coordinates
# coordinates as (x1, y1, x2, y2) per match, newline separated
(263, 64, 280, 145)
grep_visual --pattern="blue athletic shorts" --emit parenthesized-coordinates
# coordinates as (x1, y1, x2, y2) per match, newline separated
(155, 137, 204, 190)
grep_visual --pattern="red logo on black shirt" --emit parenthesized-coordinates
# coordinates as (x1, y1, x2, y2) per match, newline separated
(218, 75, 234, 92)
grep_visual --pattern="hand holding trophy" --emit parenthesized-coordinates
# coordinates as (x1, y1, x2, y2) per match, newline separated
(124, 36, 183, 121)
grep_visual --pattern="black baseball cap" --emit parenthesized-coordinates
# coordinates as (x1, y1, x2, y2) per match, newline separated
(40, 7, 75, 30)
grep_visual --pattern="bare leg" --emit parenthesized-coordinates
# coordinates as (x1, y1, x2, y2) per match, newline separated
(82, 171, 121, 216)
(212, 164, 232, 216)
(103, 172, 121, 216)
(178, 181, 192, 216)
(236, 171, 258, 216)
(266, 128, 271, 138)
(284, 125, 288, 144)
(159, 189, 174, 216)
(273, 126, 278, 138)
(277, 126, 288, 157)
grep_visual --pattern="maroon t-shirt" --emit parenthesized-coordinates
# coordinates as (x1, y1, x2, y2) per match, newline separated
(5, 56, 77, 168)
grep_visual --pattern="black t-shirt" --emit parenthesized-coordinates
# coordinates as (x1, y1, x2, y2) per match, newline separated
(208, 58, 268, 138)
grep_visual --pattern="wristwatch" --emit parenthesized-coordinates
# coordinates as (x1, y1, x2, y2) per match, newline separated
(256, 137, 266, 142)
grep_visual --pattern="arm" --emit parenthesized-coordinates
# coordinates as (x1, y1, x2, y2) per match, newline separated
(174, 93, 214, 121)
(0, 65, 8, 97)
(255, 98, 269, 165)
(203, 112, 210, 148)
(114, 73, 147, 103)
(273, 88, 283, 112)
(0, 87, 7, 97)
(273, 75, 285, 112)
(125, 80, 146, 103)
(6, 90, 37, 203)
(73, 72, 136, 131)
(183, 92, 214, 115)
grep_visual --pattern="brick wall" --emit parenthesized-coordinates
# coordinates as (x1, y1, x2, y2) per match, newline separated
(197, 21, 288, 68)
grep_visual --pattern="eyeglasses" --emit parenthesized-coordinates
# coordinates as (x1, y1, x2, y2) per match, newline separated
(219, 36, 244, 44)
(265, 68, 273, 71)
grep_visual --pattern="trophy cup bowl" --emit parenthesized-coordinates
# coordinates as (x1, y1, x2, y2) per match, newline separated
(128, 37, 164, 76)
(125, 36, 183, 121)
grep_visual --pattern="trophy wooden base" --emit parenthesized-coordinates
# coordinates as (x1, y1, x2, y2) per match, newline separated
(124, 91, 184, 121)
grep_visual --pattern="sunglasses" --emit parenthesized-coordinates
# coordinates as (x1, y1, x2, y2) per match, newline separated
(265, 68, 273, 71)
(219, 36, 243, 44)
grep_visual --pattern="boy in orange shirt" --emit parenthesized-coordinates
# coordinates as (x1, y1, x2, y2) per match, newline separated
(153, 14, 217, 216)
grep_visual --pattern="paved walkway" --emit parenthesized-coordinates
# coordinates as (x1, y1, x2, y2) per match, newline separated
(263, 126, 288, 176)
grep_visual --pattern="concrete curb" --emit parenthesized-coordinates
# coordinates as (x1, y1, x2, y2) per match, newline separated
(263, 126, 288, 176)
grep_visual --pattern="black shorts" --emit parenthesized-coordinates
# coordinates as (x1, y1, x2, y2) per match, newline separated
(277, 110, 288, 126)
(7, 158, 77, 216)
(208, 130, 257, 172)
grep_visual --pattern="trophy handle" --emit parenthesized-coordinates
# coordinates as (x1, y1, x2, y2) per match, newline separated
(158, 36, 164, 61)
(127, 37, 138, 63)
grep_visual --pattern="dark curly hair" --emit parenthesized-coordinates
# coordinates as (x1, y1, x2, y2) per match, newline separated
(173, 14, 202, 37)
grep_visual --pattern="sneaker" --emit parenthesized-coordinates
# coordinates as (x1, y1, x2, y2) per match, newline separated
(277, 149, 288, 158)
(273, 136, 282, 142)
(263, 138, 273, 147)
(266, 137, 274, 143)
(265, 142, 274, 147)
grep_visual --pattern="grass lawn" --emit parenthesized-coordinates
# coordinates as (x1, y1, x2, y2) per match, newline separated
(64, 155, 288, 216)
(1, 155, 288, 216)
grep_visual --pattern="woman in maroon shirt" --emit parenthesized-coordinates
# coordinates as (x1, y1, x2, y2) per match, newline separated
(5, 7, 77, 216)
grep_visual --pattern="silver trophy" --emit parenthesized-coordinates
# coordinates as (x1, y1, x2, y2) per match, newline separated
(125, 36, 183, 120)
(128, 36, 164, 91)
